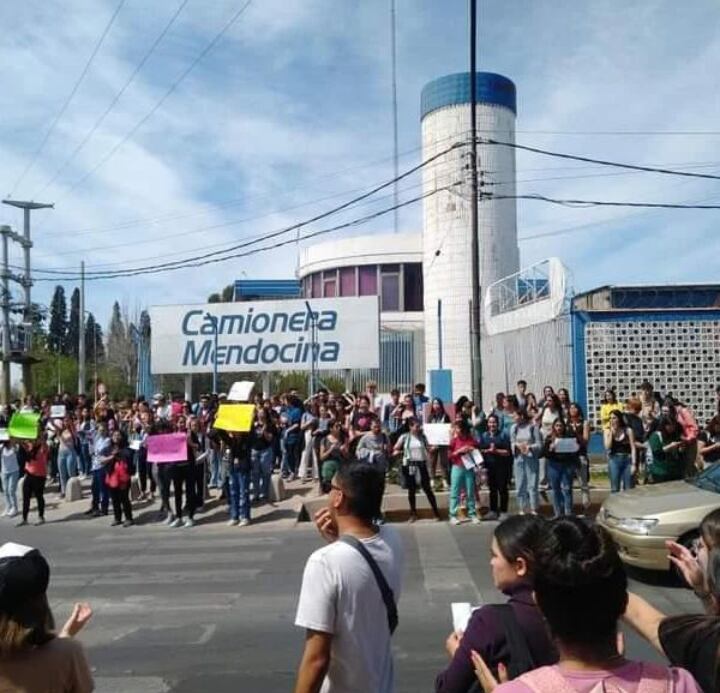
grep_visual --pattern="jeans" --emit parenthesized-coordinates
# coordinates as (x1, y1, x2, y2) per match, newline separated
(251, 448, 274, 501)
(2, 470, 19, 513)
(282, 436, 302, 478)
(547, 460, 574, 516)
(449, 464, 477, 519)
(79, 443, 92, 475)
(209, 448, 221, 487)
(57, 446, 78, 496)
(514, 455, 539, 512)
(608, 453, 633, 492)
(91, 467, 109, 512)
(229, 465, 251, 521)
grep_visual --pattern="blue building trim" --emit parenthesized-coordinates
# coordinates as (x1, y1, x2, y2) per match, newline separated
(571, 310, 590, 417)
(574, 309, 720, 323)
(234, 279, 301, 301)
(421, 72, 517, 119)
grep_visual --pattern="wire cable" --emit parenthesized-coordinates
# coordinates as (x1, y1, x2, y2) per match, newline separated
(7, 0, 127, 197)
(34, 0, 191, 198)
(481, 138, 720, 181)
(491, 193, 720, 209)
(53, 0, 254, 203)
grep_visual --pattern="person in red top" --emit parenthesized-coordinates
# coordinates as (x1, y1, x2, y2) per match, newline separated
(18, 436, 49, 527)
(448, 419, 480, 526)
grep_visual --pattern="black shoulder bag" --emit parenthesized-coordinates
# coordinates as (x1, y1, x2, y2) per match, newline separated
(338, 535, 398, 635)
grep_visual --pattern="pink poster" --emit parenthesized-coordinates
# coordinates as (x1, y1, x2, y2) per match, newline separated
(147, 433, 188, 463)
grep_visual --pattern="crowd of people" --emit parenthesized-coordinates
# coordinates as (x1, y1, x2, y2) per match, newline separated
(1, 379, 720, 528)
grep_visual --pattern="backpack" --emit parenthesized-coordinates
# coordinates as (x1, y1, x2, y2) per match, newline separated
(106, 457, 131, 489)
(519, 662, 674, 693)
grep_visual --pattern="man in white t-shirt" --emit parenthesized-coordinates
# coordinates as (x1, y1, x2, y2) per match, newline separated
(294, 463, 404, 693)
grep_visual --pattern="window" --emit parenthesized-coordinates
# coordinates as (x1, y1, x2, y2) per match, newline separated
(339, 267, 356, 296)
(311, 273, 321, 299)
(403, 263, 423, 311)
(381, 267, 400, 311)
(323, 270, 337, 298)
(358, 265, 377, 296)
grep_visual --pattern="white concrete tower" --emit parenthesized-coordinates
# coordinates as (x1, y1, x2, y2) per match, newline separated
(421, 72, 519, 401)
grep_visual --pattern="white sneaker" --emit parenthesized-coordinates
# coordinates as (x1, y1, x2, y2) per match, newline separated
(7, 509, 18, 518)
(184, 518, 195, 528)
(227, 518, 239, 527)
(449, 517, 461, 526)
(1, 509, 7, 517)
(164, 514, 175, 525)
(471, 516, 481, 525)
(484, 511, 498, 521)
(169, 518, 183, 528)
(238, 518, 250, 527)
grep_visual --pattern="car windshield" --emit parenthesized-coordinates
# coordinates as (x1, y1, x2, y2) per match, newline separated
(689, 463, 720, 494)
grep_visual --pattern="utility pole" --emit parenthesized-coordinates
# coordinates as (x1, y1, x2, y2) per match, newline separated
(1, 199, 54, 397)
(78, 261, 85, 395)
(390, 0, 400, 234)
(468, 0, 483, 408)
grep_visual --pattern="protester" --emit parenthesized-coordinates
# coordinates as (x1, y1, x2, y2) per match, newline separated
(599, 388, 620, 432)
(476, 517, 702, 692)
(566, 403, 591, 509)
(394, 418, 441, 523)
(515, 380, 527, 411)
(221, 430, 251, 527)
(356, 418, 391, 473)
(436, 515, 556, 693)
(427, 398, 451, 486)
(698, 415, 720, 468)
(249, 409, 276, 503)
(448, 418, 481, 526)
(55, 416, 78, 498)
(105, 430, 134, 527)
(281, 395, 303, 480)
(319, 420, 350, 494)
(86, 422, 111, 518)
(18, 437, 49, 527)
(510, 410, 542, 515)
(542, 418, 579, 517)
(0, 542, 94, 692)
(164, 417, 195, 528)
(1, 439, 20, 518)
(605, 409, 637, 492)
(298, 401, 318, 482)
(294, 464, 403, 693)
(478, 414, 512, 520)
(647, 415, 686, 484)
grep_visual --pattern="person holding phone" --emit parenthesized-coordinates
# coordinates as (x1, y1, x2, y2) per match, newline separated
(448, 419, 481, 526)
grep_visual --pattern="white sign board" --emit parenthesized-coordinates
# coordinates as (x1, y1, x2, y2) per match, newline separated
(150, 297, 380, 375)
(424, 423, 451, 447)
(50, 405, 66, 419)
(228, 381, 255, 402)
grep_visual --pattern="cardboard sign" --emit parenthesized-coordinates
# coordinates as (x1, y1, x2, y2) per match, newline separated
(50, 405, 67, 419)
(227, 381, 255, 402)
(8, 412, 40, 440)
(461, 450, 484, 471)
(555, 437, 580, 454)
(213, 403, 254, 433)
(146, 433, 188, 463)
(424, 423, 451, 447)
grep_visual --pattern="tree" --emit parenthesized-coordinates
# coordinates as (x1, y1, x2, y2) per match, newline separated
(106, 302, 137, 386)
(85, 313, 105, 364)
(66, 287, 80, 359)
(207, 284, 234, 303)
(48, 285, 67, 354)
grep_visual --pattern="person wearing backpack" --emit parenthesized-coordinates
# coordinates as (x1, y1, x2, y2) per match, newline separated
(294, 463, 403, 693)
(436, 515, 556, 693)
(105, 429, 135, 527)
(474, 517, 701, 693)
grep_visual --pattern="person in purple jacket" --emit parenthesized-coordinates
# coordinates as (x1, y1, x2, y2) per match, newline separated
(435, 515, 557, 693)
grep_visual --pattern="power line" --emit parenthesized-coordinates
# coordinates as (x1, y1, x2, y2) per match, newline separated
(34, 0, 191, 198)
(53, 0, 254, 203)
(7, 0, 127, 197)
(34, 188, 447, 282)
(482, 138, 720, 181)
(31, 141, 465, 277)
(494, 193, 720, 209)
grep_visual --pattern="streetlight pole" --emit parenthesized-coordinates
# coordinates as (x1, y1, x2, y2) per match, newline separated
(468, 0, 483, 408)
(205, 313, 218, 394)
(305, 301, 317, 397)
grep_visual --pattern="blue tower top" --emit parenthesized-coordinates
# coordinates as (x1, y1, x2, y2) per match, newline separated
(420, 72, 516, 119)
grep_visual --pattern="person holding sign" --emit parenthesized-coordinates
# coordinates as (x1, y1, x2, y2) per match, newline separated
(542, 418, 580, 518)
(217, 430, 251, 527)
(18, 436, 49, 527)
(427, 399, 452, 489)
(447, 419, 481, 526)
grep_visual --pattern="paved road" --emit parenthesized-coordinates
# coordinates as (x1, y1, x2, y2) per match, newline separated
(0, 514, 702, 693)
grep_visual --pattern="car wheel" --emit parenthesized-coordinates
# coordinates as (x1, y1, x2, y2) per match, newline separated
(671, 529, 699, 586)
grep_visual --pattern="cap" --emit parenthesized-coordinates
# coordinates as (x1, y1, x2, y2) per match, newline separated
(0, 543, 50, 611)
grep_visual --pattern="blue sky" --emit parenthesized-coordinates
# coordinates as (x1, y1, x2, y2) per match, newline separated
(1, 0, 719, 330)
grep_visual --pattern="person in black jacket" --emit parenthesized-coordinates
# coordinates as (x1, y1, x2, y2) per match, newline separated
(105, 429, 135, 527)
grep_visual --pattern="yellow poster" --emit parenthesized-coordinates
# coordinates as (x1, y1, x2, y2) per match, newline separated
(213, 404, 255, 433)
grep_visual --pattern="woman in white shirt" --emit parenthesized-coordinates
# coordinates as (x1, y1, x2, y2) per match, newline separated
(393, 418, 440, 522)
(1, 440, 20, 518)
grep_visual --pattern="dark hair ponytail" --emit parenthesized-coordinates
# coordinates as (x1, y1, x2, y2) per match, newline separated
(494, 515, 546, 578)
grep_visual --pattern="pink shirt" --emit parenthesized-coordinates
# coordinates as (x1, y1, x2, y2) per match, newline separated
(494, 662, 701, 693)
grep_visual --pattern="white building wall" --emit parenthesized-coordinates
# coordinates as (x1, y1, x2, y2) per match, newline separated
(422, 103, 519, 401)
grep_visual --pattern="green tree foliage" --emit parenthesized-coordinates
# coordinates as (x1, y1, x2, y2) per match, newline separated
(66, 287, 80, 360)
(207, 284, 234, 303)
(47, 285, 67, 354)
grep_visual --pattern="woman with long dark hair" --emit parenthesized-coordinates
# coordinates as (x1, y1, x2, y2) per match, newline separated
(448, 418, 481, 525)
(436, 515, 556, 693)
(566, 402, 591, 509)
(17, 436, 50, 527)
(605, 409, 637, 492)
(478, 414, 512, 520)
(542, 418, 579, 517)
(428, 397, 451, 487)
(647, 415, 687, 484)
(105, 429, 134, 527)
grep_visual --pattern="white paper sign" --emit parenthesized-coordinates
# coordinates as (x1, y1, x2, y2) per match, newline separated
(50, 405, 66, 419)
(424, 423, 451, 446)
(554, 437, 580, 454)
(149, 297, 380, 374)
(462, 450, 484, 471)
(227, 381, 255, 402)
(451, 602, 473, 632)
(129, 439, 142, 451)
(0, 429, 8, 442)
